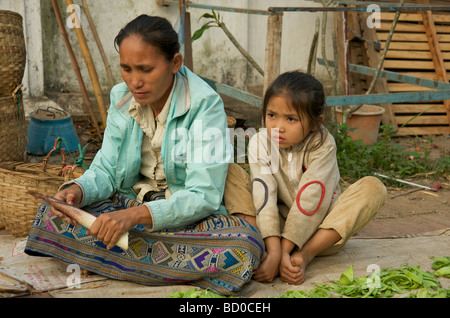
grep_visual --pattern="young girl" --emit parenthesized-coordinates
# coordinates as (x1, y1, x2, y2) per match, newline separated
(249, 71, 387, 285)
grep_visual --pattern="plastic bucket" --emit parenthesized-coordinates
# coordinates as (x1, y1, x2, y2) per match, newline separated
(26, 107, 80, 155)
(335, 105, 385, 146)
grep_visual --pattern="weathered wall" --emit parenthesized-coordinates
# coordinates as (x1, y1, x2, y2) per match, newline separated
(2, 0, 336, 101)
(1, 0, 44, 97)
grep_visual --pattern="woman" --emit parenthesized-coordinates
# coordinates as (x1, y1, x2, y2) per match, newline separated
(25, 15, 263, 296)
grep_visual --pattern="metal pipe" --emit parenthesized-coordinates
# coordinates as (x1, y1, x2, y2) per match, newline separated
(268, 6, 450, 13)
(161, 0, 272, 15)
(374, 173, 435, 191)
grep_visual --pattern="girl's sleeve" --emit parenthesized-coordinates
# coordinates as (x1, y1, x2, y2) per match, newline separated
(283, 137, 340, 249)
(248, 132, 281, 240)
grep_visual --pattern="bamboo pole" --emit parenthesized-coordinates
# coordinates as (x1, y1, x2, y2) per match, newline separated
(51, 0, 102, 140)
(65, 0, 108, 127)
(81, 0, 115, 90)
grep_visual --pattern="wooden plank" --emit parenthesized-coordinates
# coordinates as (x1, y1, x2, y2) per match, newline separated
(383, 60, 450, 70)
(395, 115, 449, 125)
(323, 61, 450, 90)
(397, 126, 450, 135)
(263, 13, 283, 94)
(326, 90, 450, 106)
(388, 83, 437, 92)
(391, 104, 446, 113)
(421, 7, 450, 124)
(381, 41, 450, 51)
(398, 72, 438, 80)
(385, 50, 432, 60)
(379, 21, 425, 33)
(381, 12, 450, 23)
(379, 22, 450, 34)
(201, 76, 263, 108)
(385, 51, 450, 60)
(377, 32, 450, 43)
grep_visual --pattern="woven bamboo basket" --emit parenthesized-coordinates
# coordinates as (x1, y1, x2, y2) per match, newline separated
(0, 10, 26, 97)
(0, 89, 27, 162)
(0, 160, 74, 237)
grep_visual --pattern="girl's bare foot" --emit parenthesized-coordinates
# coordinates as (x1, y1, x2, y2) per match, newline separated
(279, 249, 312, 285)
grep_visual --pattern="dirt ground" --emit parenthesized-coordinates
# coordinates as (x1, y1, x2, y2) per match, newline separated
(355, 134, 450, 238)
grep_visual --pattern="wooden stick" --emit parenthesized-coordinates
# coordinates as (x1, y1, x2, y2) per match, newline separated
(28, 191, 128, 250)
(65, 0, 108, 128)
(51, 0, 102, 140)
(263, 13, 283, 94)
(81, 0, 115, 90)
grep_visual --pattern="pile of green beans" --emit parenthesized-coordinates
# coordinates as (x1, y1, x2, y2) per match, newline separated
(276, 256, 450, 298)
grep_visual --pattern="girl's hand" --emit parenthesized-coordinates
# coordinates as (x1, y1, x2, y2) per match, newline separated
(50, 184, 83, 226)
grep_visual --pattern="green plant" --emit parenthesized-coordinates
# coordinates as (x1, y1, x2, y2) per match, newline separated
(275, 260, 450, 298)
(333, 124, 449, 185)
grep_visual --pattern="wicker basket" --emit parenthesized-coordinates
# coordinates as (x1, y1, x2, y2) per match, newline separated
(0, 161, 70, 237)
(0, 10, 26, 97)
(0, 89, 27, 162)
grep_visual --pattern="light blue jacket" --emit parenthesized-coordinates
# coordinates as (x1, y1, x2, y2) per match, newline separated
(75, 66, 232, 231)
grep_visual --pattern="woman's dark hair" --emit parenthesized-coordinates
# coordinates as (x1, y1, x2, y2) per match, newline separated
(114, 15, 180, 61)
(263, 70, 327, 151)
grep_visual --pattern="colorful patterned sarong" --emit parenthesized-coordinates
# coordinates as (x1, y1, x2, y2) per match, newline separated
(25, 193, 264, 295)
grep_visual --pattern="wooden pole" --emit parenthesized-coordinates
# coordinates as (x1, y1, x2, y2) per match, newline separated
(81, 0, 115, 90)
(263, 13, 283, 95)
(51, 0, 102, 140)
(179, 0, 193, 71)
(65, 0, 108, 128)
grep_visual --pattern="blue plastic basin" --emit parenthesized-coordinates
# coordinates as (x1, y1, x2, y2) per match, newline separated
(26, 107, 80, 155)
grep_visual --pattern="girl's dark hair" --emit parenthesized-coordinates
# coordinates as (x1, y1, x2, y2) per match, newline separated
(114, 15, 180, 61)
(263, 70, 327, 151)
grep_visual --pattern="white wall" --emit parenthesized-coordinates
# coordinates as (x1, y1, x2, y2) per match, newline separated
(2, 0, 336, 99)
(189, 0, 335, 91)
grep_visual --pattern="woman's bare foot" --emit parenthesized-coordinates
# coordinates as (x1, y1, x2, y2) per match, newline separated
(81, 269, 91, 278)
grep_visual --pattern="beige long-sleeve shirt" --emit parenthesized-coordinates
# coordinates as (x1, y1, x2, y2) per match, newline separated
(248, 128, 341, 249)
(129, 77, 176, 203)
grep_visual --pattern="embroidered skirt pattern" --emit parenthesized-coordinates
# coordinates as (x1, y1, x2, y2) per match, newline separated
(25, 194, 264, 295)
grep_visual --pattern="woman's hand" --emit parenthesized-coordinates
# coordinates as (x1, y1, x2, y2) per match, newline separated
(87, 205, 152, 250)
(50, 184, 83, 226)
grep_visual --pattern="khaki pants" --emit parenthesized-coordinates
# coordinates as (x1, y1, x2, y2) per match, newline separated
(223, 163, 256, 217)
(224, 164, 387, 256)
(318, 176, 387, 255)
